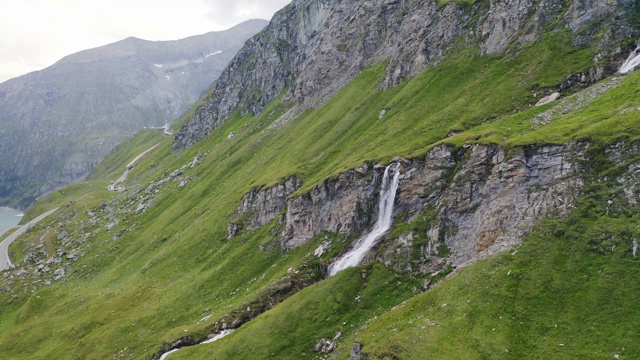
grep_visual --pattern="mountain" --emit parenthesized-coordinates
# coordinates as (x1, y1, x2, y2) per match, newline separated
(1, 1, 640, 359)
(173, 0, 636, 149)
(0, 19, 268, 209)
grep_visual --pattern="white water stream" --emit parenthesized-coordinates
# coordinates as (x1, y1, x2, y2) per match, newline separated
(158, 329, 235, 360)
(620, 45, 640, 74)
(328, 164, 400, 277)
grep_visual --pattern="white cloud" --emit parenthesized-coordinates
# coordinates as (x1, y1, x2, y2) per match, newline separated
(202, 0, 292, 29)
(0, 0, 292, 82)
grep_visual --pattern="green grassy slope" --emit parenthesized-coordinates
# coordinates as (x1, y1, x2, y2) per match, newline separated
(172, 265, 420, 359)
(0, 29, 638, 360)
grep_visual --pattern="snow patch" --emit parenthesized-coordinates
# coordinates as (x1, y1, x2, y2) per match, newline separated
(205, 51, 223, 58)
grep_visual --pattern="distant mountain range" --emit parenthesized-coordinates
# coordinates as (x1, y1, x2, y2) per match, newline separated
(0, 19, 268, 209)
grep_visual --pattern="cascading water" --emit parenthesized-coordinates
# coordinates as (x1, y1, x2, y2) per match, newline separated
(620, 45, 640, 74)
(158, 329, 235, 360)
(328, 164, 400, 277)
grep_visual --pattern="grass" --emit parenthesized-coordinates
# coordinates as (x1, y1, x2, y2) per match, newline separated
(171, 264, 421, 359)
(0, 26, 637, 360)
(443, 71, 640, 148)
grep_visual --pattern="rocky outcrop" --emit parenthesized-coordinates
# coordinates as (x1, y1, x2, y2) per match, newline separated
(173, 1, 341, 149)
(174, 0, 637, 150)
(231, 142, 590, 273)
(403, 143, 585, 267)
(229, 177, 302, 236)
(283, 165, 382, 249)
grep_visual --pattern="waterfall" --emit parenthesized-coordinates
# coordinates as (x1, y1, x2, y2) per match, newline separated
(328, 164, 400, 277)
(620, 45, 640, 74)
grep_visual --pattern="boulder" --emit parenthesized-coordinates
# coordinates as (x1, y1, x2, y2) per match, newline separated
(53, 268, 65, 280)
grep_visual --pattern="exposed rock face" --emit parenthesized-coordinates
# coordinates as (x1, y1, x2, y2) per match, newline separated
(283, 165, 380, 249)
(174, 0, 636, 150)
(231, 142, 589, 271)
(174, 1, 340, 149)
(0, 20, 267, 209)
(230, 177, 302, 235)
(407, 143, 585, 266)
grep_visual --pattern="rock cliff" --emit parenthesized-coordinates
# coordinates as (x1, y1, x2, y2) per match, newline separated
(230, 142, 591, 276)
(174, 0, 637, 150)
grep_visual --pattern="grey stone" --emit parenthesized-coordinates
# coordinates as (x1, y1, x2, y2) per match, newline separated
(53, 268, 65, 280)
(56, 230, 68, 240)
(349, 342, 364, 360)
(136, 203, 147, 213)
(15, 269, 29, 277)
(227, 223, 239, 240)
(314, 244, 325, 258)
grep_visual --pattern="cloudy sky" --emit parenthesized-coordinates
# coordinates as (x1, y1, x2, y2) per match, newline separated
(0, 0, 292, 82)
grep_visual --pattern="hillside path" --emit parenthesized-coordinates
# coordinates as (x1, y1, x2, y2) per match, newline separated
(0, 208, 59, 271)
(108, 144, 159, 191)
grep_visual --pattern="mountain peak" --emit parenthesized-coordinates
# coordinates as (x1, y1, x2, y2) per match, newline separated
(0, 20, 268, 208)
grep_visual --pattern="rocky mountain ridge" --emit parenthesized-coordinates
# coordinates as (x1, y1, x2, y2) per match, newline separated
(174, 0, 638, 150)
(0, 19, 267, 209)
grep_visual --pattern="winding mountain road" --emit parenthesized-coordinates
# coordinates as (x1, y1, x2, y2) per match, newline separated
(0, 208, 59, 271)
(108, 144, 160, 191)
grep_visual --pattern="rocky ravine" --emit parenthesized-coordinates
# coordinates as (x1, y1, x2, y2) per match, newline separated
(174, 0, 638, 150)
(0, 19, 267, 209)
